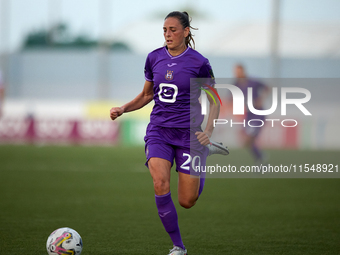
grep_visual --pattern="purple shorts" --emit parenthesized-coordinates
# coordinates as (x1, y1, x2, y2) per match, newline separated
(144, 124, 208, 176)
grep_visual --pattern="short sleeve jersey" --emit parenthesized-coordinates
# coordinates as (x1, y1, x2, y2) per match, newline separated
(144, 46, 214, 128)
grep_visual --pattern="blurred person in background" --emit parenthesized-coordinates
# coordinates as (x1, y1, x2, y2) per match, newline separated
(110, 11, 227, 255)
(0, 69, 4, 118)
(233, 64, 270, 164)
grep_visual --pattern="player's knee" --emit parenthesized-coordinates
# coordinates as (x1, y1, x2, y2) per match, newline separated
(153, 179, 170, 195)
(179, 197, 196, 209)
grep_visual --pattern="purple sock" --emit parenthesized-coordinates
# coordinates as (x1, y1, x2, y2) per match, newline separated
(155, 192, 185, 250)
(198, 177, 205, 197)
(251, 143, 262, 161)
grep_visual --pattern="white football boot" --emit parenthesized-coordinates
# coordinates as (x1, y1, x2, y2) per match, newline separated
(207, 141, 230, 156)
(168, 246, 188, 255)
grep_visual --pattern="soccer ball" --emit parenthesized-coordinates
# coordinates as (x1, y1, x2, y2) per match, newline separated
(46, 227, 83, 255)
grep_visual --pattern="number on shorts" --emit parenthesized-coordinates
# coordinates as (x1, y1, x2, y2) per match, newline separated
(180, 153, 201, 172)
(180, 153, 192, 171)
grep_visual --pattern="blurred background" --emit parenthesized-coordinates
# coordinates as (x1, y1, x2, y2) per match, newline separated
(1, 2, 339, 253)
(0, 0, 339, 149)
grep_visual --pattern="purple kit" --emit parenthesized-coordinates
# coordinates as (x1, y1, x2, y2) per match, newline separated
(144, 46, 214, 175)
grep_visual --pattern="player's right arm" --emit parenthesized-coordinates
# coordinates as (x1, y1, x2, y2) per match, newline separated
(110, 80, 154, 121)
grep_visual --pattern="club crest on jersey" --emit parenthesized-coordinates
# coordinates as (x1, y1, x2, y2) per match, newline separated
(165, 70, 174, 81)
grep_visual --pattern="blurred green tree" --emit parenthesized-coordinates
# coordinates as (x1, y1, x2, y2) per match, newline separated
(22, 22, 131, 52)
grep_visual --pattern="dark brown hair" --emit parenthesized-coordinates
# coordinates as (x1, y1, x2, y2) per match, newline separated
(165, 11, 197, 49)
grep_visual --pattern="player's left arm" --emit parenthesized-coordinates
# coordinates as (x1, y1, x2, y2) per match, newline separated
(195, 87, 220, 146)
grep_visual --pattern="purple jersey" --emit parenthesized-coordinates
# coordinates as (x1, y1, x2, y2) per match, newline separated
(144, 46, 214, 128)
(234, 78, 266, 120)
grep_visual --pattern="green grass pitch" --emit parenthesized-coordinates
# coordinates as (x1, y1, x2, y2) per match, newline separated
(0, 145, 339, 254)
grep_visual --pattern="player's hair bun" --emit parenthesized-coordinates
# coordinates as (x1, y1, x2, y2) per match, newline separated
(182, 11, 189, 17)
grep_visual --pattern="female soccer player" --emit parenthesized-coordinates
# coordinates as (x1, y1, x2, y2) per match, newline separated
(110, 11, 220, 255)
(233, 64, 270, 164)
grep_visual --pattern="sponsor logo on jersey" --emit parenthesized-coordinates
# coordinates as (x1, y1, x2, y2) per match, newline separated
(167, 63, 177, 67)
(158, 84, 178, 103)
